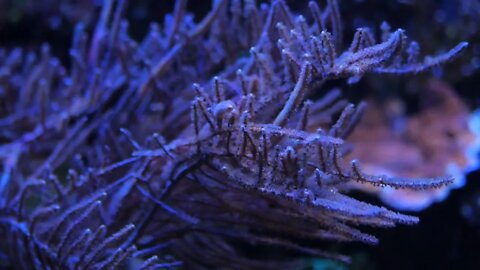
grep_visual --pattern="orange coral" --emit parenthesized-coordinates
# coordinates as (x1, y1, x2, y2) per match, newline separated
(349, 79, 480, 210)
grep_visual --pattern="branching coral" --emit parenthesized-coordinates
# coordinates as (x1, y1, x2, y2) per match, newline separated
(0, 0, 468, 269)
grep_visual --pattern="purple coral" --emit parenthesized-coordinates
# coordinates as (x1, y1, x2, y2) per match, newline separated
(0, 0, 467, 269)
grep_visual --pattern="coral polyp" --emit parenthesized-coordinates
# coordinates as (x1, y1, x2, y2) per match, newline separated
(0, 0, 471, 269)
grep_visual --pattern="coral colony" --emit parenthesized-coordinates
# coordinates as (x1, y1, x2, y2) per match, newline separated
(0, 0, 476, 269)
(349, 80, 480, 211)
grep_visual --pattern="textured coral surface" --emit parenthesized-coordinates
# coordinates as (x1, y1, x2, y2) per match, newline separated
(0, 1, 476, 269)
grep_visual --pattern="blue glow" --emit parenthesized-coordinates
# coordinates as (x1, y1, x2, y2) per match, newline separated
(465, 109, 480, 173)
